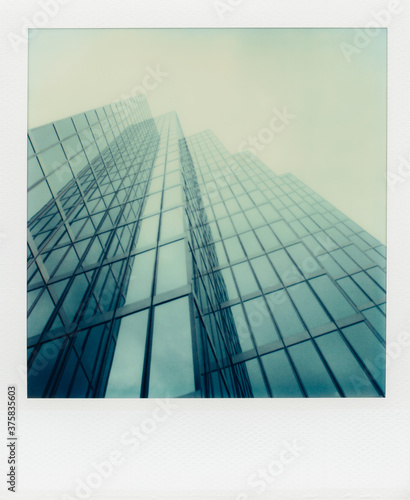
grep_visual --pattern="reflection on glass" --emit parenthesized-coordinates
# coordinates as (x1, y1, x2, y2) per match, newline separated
(287, 282, 330, 331)
(245, 358, 269, 397)
(288, 340, 339, 397)
(232, 262, 259, 296)
(316, 331, 378, 397)
(309, 275, 356, 321)
(156, 240, 187, 295)
(105, 310, 149, 397)
(342, 322, 385, 393)
(149, 297, 195, 397)
(125, 250, 156, 304)
(160, 207, 184, 241)
(261, 350, 303, 397)
(135, 215, 159, 249)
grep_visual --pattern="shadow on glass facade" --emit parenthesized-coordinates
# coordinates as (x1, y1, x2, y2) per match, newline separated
(27, 96, 386, 398)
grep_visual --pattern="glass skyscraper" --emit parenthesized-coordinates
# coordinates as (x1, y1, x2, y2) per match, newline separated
(27, 96, 386, 398)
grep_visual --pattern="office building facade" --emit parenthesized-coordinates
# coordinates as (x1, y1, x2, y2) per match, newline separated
(27, 96, 386, 398)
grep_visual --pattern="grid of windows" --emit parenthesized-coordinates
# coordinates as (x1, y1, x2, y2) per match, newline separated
(27, 97, 386, 398)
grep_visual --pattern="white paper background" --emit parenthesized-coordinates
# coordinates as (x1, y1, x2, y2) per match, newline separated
(1, 1, 410, 498)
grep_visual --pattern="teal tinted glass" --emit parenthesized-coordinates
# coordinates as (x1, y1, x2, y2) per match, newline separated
(250, 255, 281, 290)
(287, 282, 331, 331)
(239, 231, 263, 257)
(362, 307, 386, 341)
(287, 243, 321, 275)
(245, 358, 269, 397)
(268, 249, 302, 285)
(125, 250, 156, 304)
(232, 262, 259, 296)
(156, 240, 187, 295)
(243, 297, 280, 346)
(265, 290, 305, 338)
(309, 275, 356, 321)
(316, 331, 379, 397)
(288, 341, 339, 397)
(351, 272, 385, 303)
(337, 276, 372, 309)
(261, 350, 303, 397)
(105, 310, 149, 397)
(149, 297, 195, 397)
(342, 323, 385, 393)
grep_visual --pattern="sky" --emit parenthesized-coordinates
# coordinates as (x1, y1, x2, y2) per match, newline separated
(28, 28, 387, 243)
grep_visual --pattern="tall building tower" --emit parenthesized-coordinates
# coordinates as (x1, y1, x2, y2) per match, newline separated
(27, 96, 386, 398)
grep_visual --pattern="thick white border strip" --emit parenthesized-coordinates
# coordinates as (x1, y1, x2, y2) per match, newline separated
(0, 1, 409, 498)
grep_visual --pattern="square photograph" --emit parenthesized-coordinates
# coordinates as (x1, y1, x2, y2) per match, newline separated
(26, 28, 387, 398)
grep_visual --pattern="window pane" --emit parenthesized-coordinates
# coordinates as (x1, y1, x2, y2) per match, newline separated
(287, 282, 331, 331)
(271, 220, 297, 246)
(342, 322, 385, 394)
(255, 226, 280, 251)
(362, 307, 386, 341)
(224, 236, 245, 263)
(265, 290, 305, 339)
(125, 250, 156, 304)
(38, 144, 67, 176)
(230, 304, 254, 352)
(287, 243, 321, 275)
(351, 272, 385, 303)
(160, 207, 184, 241)
(220, 268, 238, 301)
(28, 180, 52, 220)
(232, 262, 259, 296)
(309, 275, 356, 321)
(288, 341, 339, 397)
(29, 123, 58, 153)
(261, 350, 303, 397)
(28, 337, 65, 397)
(344, 245, 374, 269)
(149, 297, 195, 397)
(231, 213, 251, 233)
(243, 297, 280, 346)
(239, 231, 263, 257)
(337, 276, 372, 309)
(316, 331, 379, 397)
(105, 310, 149, 397)
(268, 249, 302, 285)
(250, 255, 281, 290)
(245, 358, 269, 397)
(156, 240, 187, 295)
(135, 215, 159, 249)
(27, 289, 54, 338)
(163, 185, 183, 209)
(142, 193, 161, 217)
(28, 156, 44, 187)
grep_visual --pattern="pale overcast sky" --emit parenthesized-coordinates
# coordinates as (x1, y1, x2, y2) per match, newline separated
(28, 28, 386, 243)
